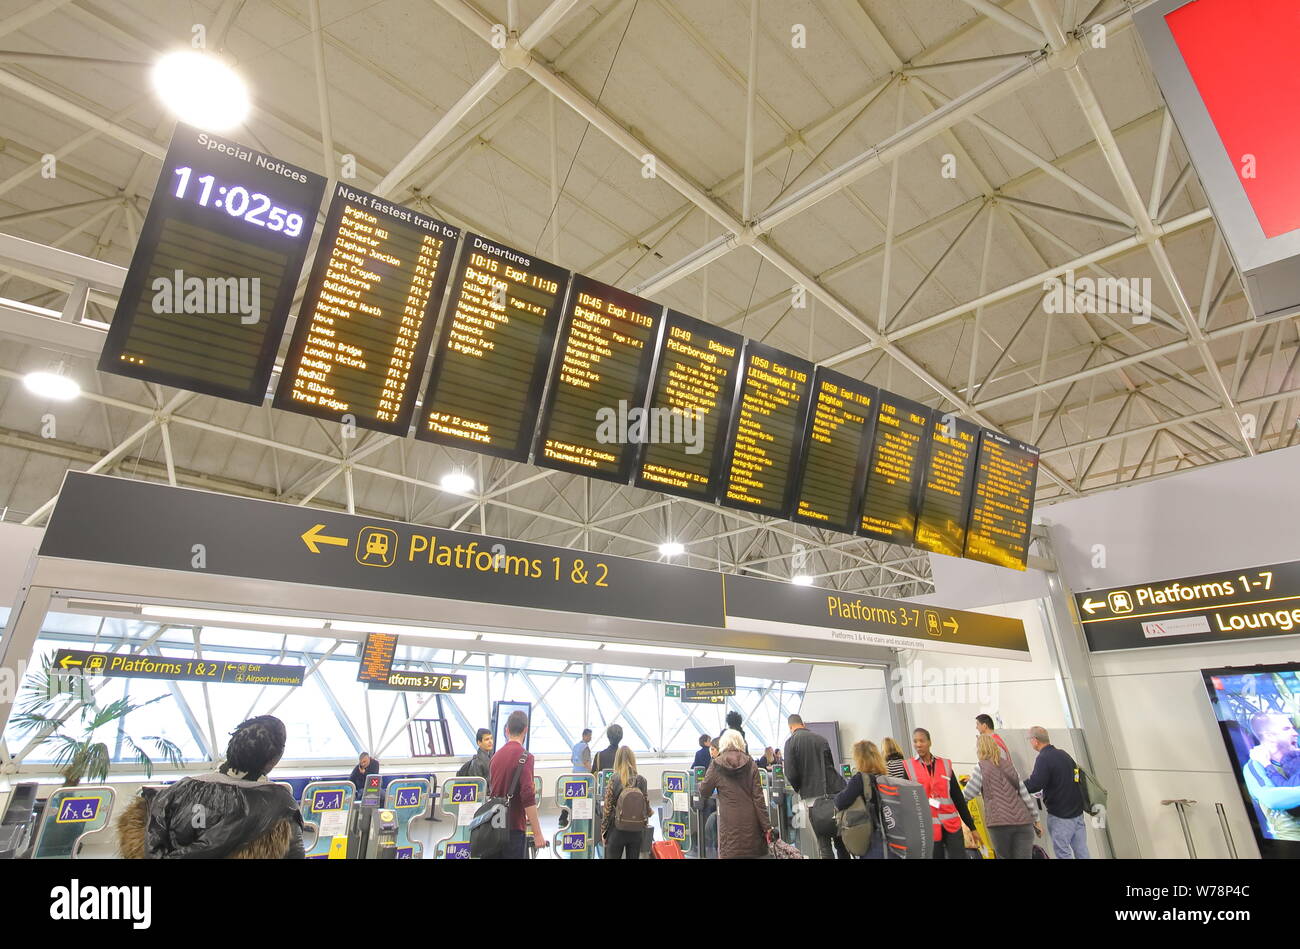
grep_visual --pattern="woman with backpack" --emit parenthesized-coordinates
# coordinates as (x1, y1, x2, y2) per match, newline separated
(961, 734, 1040, 859)
(601, 746, 651, 859)
(834, 739, 887, 858)
(697, 729, 770, 859)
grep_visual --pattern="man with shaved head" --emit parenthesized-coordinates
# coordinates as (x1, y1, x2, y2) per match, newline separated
(1023, 726, 1089, 859)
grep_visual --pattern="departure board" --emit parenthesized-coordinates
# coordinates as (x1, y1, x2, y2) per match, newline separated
(633, 310, 743, 501)
(791, 369, 877, 534)
(913, 412, 979, 557)
(99, 125, 326, 403)
(274, 184, 459, 433)
(719, 342, 814, 518)
(356, 632, 398, 683)
(964, 431, 1039, 570)
(858, 391, 931, 543)
(416, 234, 569, 461)
(535, 274, 663, 483)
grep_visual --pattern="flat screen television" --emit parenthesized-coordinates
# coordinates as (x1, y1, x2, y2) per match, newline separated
(1201, 663, 1300, 858)
(806, 721, 842, 766)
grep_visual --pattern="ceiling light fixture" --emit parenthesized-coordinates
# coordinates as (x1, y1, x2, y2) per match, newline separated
(439, 470, 475, 495)
(704, 650, 789, 664)
(603, 642, 705, 657)
(140, 606, 325, 629)
(152, 50, 250, 131)
(480, 633, 600, 650)
(790, 574, 814, 586)
(658, 541, 685, 557)
(23, 363, 80, 401)
(328, 620, 478, 640)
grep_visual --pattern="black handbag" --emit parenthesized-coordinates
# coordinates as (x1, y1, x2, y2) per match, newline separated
(468, 753, 526, 858)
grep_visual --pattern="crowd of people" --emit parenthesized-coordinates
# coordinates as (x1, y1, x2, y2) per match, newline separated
(113, 709, 1093, 861)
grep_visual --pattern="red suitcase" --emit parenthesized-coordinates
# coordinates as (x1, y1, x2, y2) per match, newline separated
(651, 840, 684, 859)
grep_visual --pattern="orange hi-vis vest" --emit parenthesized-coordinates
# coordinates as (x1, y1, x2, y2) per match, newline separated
(903, 754, 962, 841)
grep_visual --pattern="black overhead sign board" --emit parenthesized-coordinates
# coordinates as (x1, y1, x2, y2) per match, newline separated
(39, 474, 1032, 657)
(1077, 560, 1300, 652)
(367, 670, 467, 693)
(682, 664, 736, 704)
(52, 649, 304, 686)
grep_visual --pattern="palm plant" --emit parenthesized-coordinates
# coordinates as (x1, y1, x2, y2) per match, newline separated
(10, 654, 185, 785)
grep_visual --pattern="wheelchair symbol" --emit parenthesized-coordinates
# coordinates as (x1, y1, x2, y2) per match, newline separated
(356, 527, 398, 567)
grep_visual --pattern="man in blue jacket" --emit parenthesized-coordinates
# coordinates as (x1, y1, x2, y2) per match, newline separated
(1023, 726, 1088, 858)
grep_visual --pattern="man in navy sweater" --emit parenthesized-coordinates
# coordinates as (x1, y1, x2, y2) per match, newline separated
(1023, 726, 1089, 858)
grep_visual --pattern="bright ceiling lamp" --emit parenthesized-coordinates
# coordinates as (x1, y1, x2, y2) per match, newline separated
(23, 364, 80, 401)
(141, 605, 324, 629)
(439, 470, 475, 495)
(790, 574, 814, 586)
(328, 620, 478, 640)
(152, 50, 250, 132)
(658, 541, 685, 557)
(603, 642, 704, 657)
(704, 650, 789, 664)
(480, 632, 600, 650)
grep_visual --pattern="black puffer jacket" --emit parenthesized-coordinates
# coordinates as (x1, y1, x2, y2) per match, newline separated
(117, 772, 305, 859)
(783, 726, 846, 800)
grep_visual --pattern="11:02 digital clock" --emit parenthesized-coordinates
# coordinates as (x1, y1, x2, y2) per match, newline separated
(170, 165, 307, 237)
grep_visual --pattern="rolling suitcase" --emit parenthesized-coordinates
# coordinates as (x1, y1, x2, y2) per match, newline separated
(875, 774, 932, 859)
(651, 839, 684, 859)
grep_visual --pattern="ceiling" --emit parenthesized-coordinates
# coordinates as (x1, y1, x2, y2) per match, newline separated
(0, 0, 1295, 598)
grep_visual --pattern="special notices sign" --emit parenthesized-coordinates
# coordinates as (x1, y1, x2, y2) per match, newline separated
(1077, 560, 1300, 651)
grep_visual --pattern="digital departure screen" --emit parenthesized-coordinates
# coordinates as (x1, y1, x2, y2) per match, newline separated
(357, 631, 398, 683)
(535, 274, 663, 482)
(416, 233, 569, 461)
(99, 125, 326, 403)
(913, 412, 979, 558)
(273, 184, 459, 433)
(792, 369, 877, 533)
(859, 391, 931, 543)
(720, 342, 814, 518)
(964, 430, 1039, 570)
(633, 310, 742, 501)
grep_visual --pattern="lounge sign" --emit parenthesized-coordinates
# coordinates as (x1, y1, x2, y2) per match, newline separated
(1076, 559, 1300, 651)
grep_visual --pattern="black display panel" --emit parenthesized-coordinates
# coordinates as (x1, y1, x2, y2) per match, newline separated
(415, 234, 569, 461)
(273, 184, 459, 433)
(791, 369, 877, 534)
(535, 274, 663, 483)
(632, 310, 743, 502)
(964, 430, 1039, 570)
(913, 411, 980, 557)
(99, 125, 326, 403)
(858, 391, 931, 544)
(719, 342, 814, 518)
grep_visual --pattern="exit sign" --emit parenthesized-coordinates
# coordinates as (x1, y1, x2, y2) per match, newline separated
(664, 684, 680, 698)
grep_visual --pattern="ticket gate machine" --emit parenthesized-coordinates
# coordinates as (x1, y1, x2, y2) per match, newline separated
(31, 786, 115, 859)
(434, 776, 485, 858)
(660, 770, 691, 854)
(693, 765, 713, 858)
(346, 773, 386, 859)
(300, 781, 355, 858)
(553, 773, 597, 859)
(0, 782, 39, 859)
(760, 768, 781, 834)
(524, 776, 543, 858)
(592, 769, 614, 858)
(841, 763, 854, 781)
(769, 764, 794, 843)
(382, 778, 431, 859)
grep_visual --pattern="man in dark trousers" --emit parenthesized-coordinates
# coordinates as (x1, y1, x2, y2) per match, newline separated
(1023, 725, 1089, 858)
(486, 711, 547, 859)
(783, 714, 848, 859)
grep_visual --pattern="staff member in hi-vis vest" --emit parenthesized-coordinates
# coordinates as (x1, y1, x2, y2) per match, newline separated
(903, 728, 980, 859)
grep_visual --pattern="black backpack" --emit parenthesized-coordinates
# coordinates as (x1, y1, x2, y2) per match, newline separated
(468, 753, 526, 858)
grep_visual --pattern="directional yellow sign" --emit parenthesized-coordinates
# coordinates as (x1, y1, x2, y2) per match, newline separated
(301, 523, 349, 554)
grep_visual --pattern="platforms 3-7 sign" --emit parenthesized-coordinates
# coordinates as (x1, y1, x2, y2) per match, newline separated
(1076, 559, 1300, 651)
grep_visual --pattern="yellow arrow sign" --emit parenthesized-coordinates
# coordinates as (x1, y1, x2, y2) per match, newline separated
(59, 654, 83, 669)
(301, 524, 349, 554)
(1081, 597, 1104, 615)
(943, 617, 960, 635)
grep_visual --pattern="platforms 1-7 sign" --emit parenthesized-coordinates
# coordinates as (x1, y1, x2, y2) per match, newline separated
(1075, 559, 1300, 652)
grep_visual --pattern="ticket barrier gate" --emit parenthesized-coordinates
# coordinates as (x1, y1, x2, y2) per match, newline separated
(383, 778, 431, 859)
(31, 786, 115, 859)
(345, 773, 387, 859)
(592, 769, 613, 858)
(769, 765, 795, 844)
(434, 776, 485, 859)
(761, 769, 781, 834)
(524, 777, 543, 858)
(553, 773, 596, 859)
(659, 769, 692, 855)
(0, 782, 39, 859)
(300, 781, 355, 858)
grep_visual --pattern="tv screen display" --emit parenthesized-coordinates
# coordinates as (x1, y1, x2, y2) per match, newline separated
(1202, 663, 1300, 858)
(806, 721, 842, 766)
